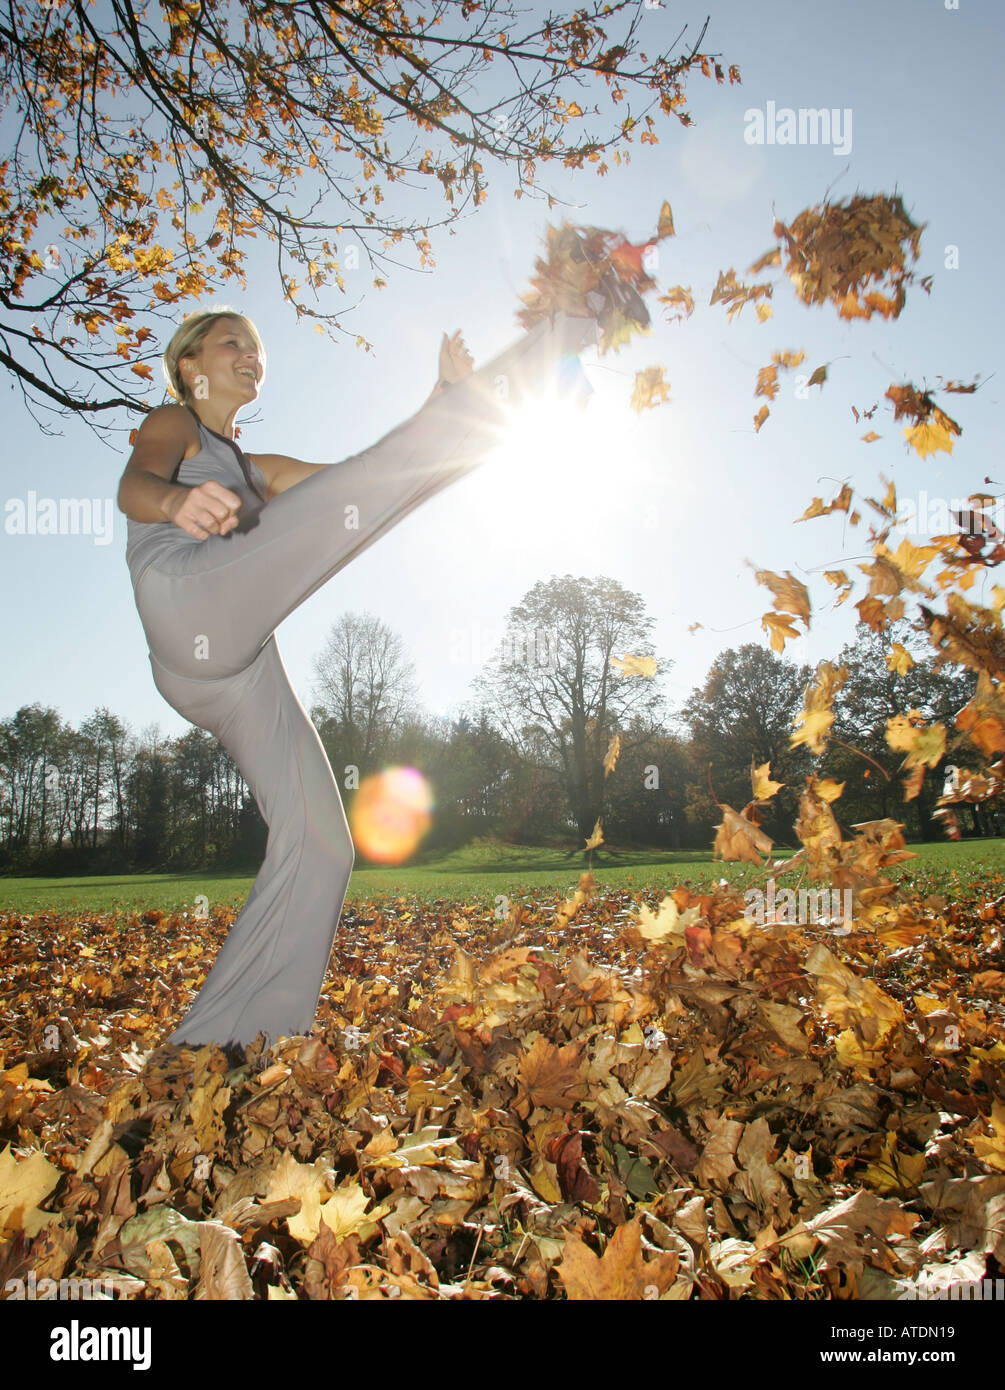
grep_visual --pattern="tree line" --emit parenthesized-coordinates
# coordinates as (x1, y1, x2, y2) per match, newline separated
(2, 577, 996, 876)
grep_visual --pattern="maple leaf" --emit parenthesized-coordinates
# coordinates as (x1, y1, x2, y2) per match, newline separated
(885, 642, 914, 676)
(630, 365, 671, 412)
(755, 364, 779, 401)
(904, 420, 956, 459)
(967, 1099, 1005, 1173)
(634, 893, 702, 941)
(713, 801, 774, 864)
(751, 759, 783, 802)
(656, 199, 675, 239)
(761, 610, 800, 653)
(556, 1218, 679, 1300)
(514, 1036, 587, 1117)
(0, 1144, 62, 1238)
(791, 661, 848, 756)
(658, 284, 694, 324)
(611, 652, 657, 676)
(755, 568, 811, 625)
(583, 818, 604, 850)
(797, 483, 852, 521)
(956, 670, 1005, 757)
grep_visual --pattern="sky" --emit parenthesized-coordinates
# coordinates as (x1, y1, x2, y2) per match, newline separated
(3, 0, 1002, 742)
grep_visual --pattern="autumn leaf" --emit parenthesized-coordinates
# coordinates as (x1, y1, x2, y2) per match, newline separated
(885, 642, 914, 676)
(751, 759, 783, 802)
(955, 670, 1005, 757)
(791, 661, 848, 756)
(556, 1218, 679, 1300)
(611, 652, 657, 676)
(885, 712, 947, 769)
(634, 893, 702, 941)
(658, 284, 694, 323)
(755, 568, 810, 625)
(514, 1036, 587, 1118)
(0, 1143, 62, 1238)
(603, 734, 621, 776)
(761, 611, 800, 653)
(797, 483, 852, 522)
(583, 818, 604, 850)
(904, 420, 956, 459)
(656, 199, 675, 239)
(630, 365, 671, 413)
(713, 802, 774, 864)
(754, 404, 770, 432)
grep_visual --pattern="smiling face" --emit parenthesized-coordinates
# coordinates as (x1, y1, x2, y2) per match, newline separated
(180, 315, 264, 408)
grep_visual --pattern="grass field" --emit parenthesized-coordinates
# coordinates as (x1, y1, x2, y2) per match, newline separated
(0, 834, 1002, 914)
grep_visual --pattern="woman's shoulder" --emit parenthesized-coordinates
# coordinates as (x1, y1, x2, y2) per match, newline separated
(133, 403, 203, 463)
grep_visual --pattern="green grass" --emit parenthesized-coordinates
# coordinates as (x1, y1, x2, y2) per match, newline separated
(1, 834, 1003, 915)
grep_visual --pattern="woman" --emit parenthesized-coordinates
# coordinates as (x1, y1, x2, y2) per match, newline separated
(118, 303, 599, 1052)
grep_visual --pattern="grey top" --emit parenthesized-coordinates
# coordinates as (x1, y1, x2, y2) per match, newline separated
(125, 407, 269, 591)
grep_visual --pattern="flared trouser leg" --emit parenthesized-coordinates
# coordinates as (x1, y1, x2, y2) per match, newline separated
(133, 311, 596, 1049)
(153, 637, 354, 1049)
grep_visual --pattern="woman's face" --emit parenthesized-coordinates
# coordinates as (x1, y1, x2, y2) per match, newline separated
(182, 316, 264, 404)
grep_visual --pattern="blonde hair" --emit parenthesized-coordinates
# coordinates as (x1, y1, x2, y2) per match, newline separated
(162, 308, 266, 404)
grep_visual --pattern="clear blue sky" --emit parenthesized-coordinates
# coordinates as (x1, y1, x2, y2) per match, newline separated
(4, 0, 1001, 740)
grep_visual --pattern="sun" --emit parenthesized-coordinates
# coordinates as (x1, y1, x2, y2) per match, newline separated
(487, 373, 627, 511)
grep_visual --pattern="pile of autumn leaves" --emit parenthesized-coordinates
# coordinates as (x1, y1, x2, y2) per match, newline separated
(0, 833, 1003, 1300)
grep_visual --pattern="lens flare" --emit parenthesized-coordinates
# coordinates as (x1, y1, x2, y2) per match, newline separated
(349, 765, 434, 863)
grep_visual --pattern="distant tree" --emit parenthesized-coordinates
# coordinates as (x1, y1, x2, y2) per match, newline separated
(471, 574, 670, 847)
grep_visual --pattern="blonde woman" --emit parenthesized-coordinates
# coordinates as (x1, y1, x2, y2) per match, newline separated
(118, 305, 598, 1052)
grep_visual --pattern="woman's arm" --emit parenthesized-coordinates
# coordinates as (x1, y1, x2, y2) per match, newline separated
(118, 405, 244, 539)
(250, 454, 330, 500)
(117, 405, 196, 522)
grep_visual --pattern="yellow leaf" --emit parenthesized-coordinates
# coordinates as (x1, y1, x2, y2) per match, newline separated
(319, 1181, 391, 1240)
(583, 818, 604, 850)
(611, 652, 657, 677)
(751, 759, 783, 801)
(885, 642, 914, 676)
(635, 894, 702, 941)
(630, 366, 671, 413)
(0, 1144, 62, 1237)
(265, 1153, 335, 1244)
(656, 199, 675, 239)
(904, 421, 955, 459)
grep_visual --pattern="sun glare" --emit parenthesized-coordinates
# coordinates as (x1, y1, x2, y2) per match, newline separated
(489, 375, 626, 511)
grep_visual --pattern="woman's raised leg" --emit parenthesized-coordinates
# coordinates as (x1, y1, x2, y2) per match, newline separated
(154, 635, 355, 1049)
(134, 311, 596, 681)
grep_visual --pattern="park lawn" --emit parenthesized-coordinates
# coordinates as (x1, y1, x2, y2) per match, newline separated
(0, 834, 1003, 915)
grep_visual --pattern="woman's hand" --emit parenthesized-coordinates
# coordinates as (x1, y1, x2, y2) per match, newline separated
(438, 329, 474, 387)
(165, 480, 243, 540)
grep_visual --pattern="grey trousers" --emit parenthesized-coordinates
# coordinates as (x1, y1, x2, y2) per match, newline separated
(132, 311, 597, 1050)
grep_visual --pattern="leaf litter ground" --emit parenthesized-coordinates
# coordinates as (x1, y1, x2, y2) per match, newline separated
(1, 871, 1004, 1300)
